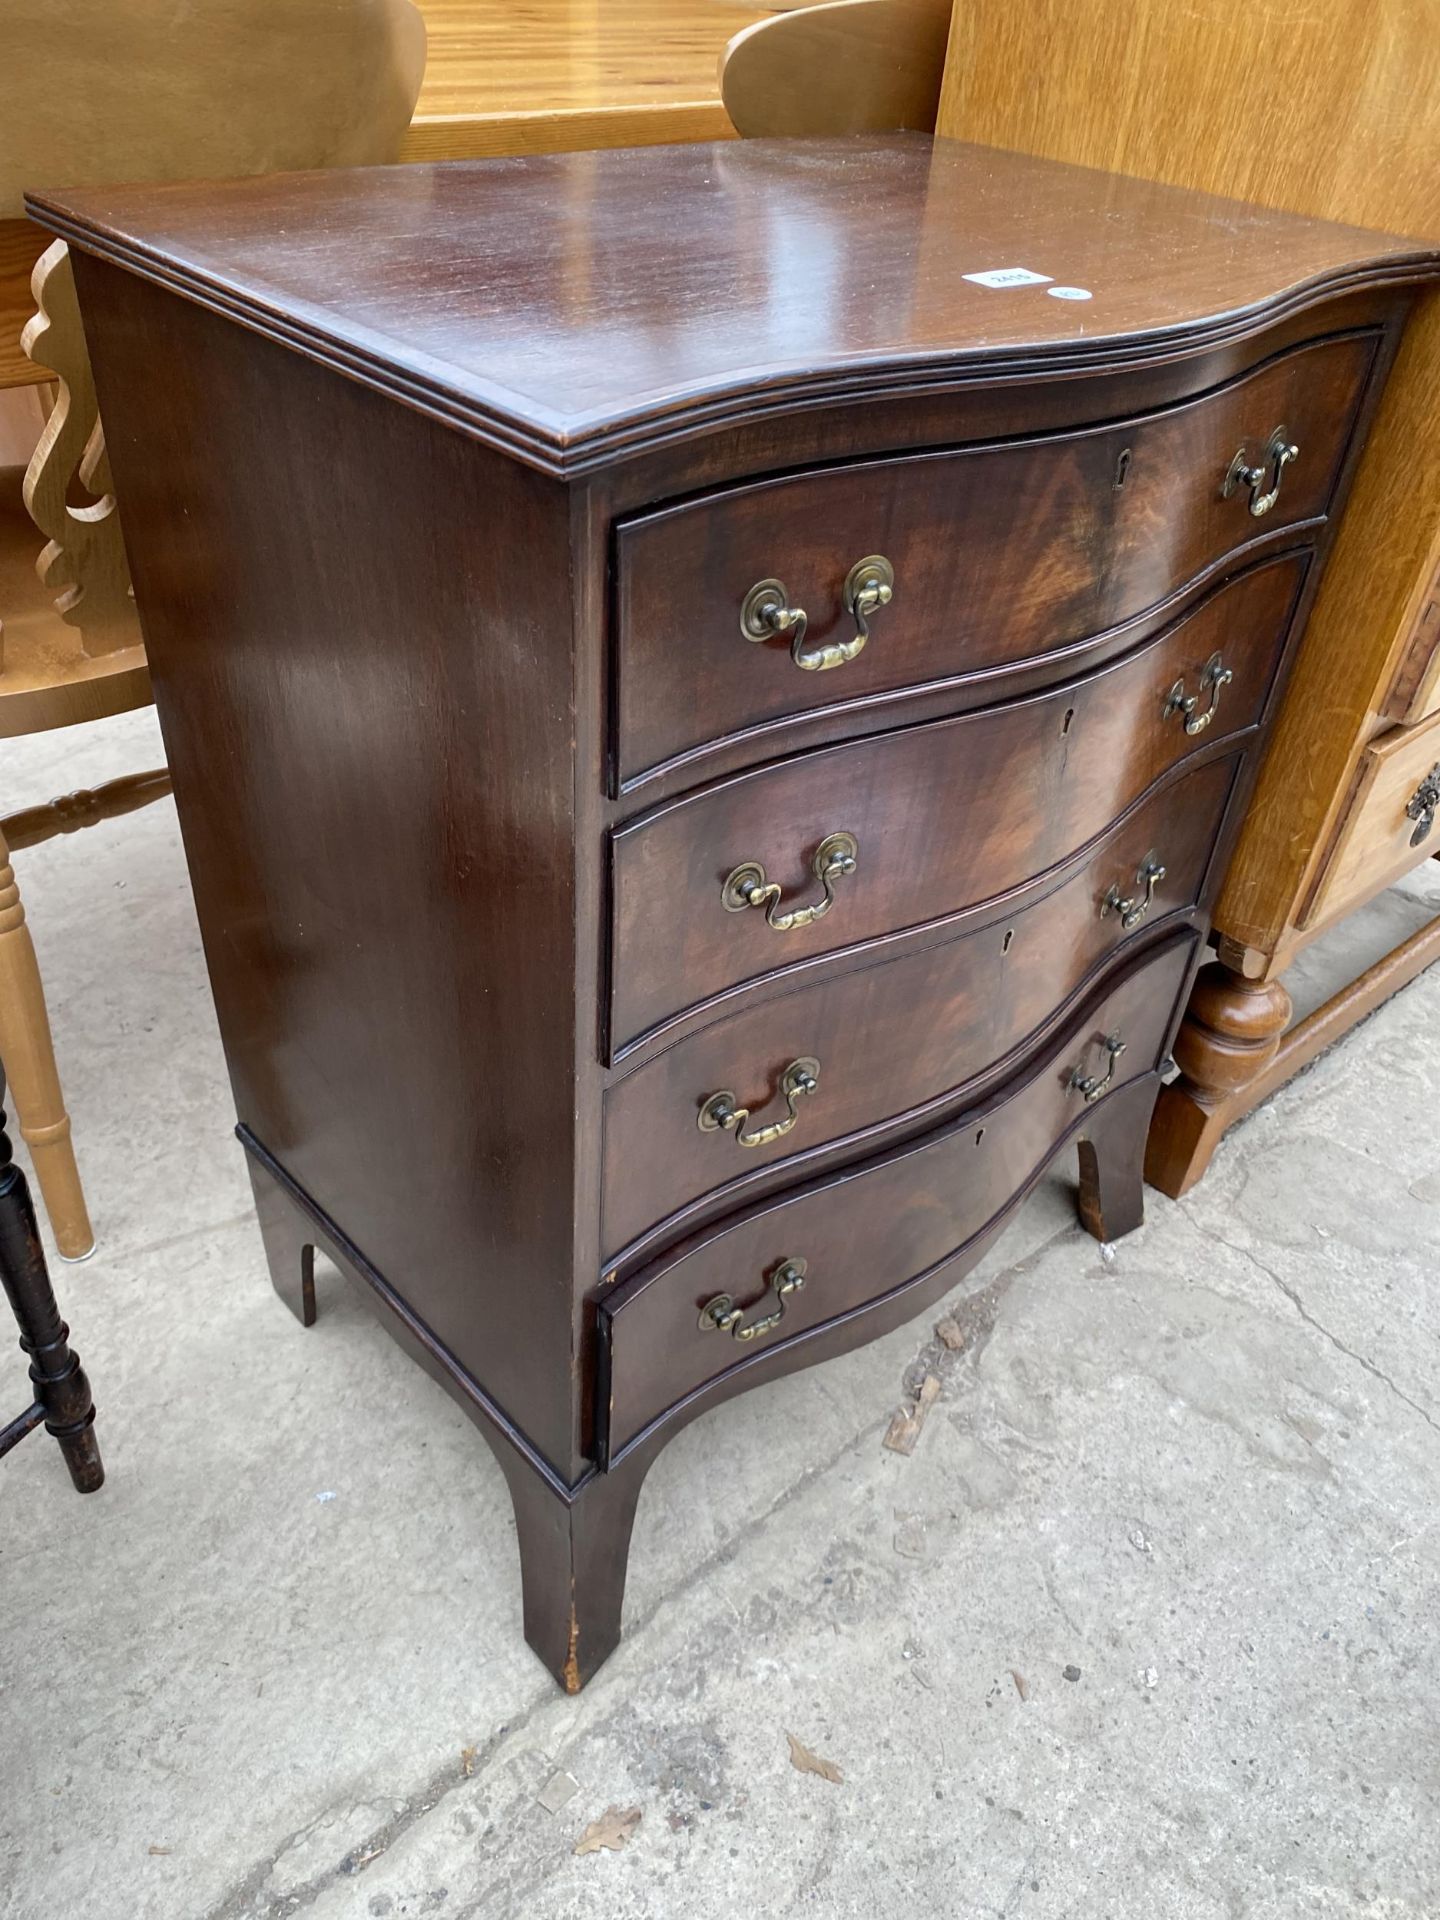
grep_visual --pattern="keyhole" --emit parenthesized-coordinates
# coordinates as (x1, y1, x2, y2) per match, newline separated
(1061, 708, 1075, 736)
(974, 1127, 985, 1145)
(1115, 446, 1132, 488)
(1002, 928, 1014, 954)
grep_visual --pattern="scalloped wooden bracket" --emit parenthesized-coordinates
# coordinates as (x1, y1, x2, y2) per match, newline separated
(20, 240, 136, 658)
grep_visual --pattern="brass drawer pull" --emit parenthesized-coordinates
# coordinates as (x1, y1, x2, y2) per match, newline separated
(1407, 762, 1440, 847)
(1165, 651, 1232, 736)
(1069, 1031, 1127, 1104)
(723, 831, 858, 931)
(1223, 426, 1299, 517)
(698, 1056, 820, 1149)
(699, 1256, 808, 1342)
(740, 554, 894, 672)
(1100, 851, 1166, 930)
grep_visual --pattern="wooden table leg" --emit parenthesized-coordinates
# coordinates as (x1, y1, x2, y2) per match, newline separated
(1145, 958, 1292, 1199)
(0, 823, 94, 1259)
(0, 1068, 102, 1491)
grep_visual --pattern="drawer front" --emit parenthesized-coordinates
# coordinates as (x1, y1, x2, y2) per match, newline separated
(610, 554, 1304, 1053)
(602, 754, 1235, 1258)
(614, 332, 1375, 784)
(598, 931, 1197, 1462)
(1306, 706, 1440, 927)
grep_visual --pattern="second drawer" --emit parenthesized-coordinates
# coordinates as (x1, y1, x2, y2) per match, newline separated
(602, 754, 1234, 1258)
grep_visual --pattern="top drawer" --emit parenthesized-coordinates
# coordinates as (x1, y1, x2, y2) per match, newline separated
(613, 331, 1376, 786)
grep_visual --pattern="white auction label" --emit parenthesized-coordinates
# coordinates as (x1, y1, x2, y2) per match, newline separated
(961, 267, 1053, 289)
(1047, 286, 1093, 301)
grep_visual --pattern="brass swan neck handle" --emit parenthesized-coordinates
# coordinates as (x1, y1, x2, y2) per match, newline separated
(698, 1057, 820, 1150)
(722, 832, 858, 932)
(740, 555, 894, 672)
(699, 1257, 808, 1342)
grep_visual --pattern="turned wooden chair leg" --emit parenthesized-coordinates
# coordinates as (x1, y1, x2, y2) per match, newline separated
(0, 825, 93, 1260)
(1145, 959, 1291, 1198)
(0, 1069, 102, 1491)
(1076, 1073, 1162, 1243)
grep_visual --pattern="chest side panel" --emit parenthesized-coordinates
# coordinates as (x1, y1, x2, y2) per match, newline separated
(74, 252, 589, 1477)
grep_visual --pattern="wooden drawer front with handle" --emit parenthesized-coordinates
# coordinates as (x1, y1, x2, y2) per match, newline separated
(610, 554, 1305, 1053)
(613, 332, 1375, 785)
(598, 931, 1197, 1463)
(602, 755, 1235, 1259)
(1306, 705, 1440, 927)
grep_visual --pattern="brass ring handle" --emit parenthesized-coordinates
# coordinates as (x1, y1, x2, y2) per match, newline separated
(697, 1057, 820, 1149)
(740, 555, 894, 673)
(1406, 762, 1440, 847)
(699, 1256, 808, 1342)
(1100, 851, 1166, 931)
(1223, 426, 1299, 518)
(1164, 651, 1232, 736)
(1069, 1031, 1127, 1104)
(722, 831, 858, 932)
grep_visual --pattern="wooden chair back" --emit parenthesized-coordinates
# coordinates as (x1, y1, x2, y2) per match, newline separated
(720, 0, 950, 139)
(0, 0, 426, 219)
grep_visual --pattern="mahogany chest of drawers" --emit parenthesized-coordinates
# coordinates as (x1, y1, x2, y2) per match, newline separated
(31, 137, 1439, 1689)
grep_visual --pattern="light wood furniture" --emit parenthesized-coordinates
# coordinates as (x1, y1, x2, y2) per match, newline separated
(936, 0, 1440, 1192)
(0, 0, 426, 1256)
(403, 0, 775, 161)
(34, 137, 1436, 1685)
(721, 0, 950, 138)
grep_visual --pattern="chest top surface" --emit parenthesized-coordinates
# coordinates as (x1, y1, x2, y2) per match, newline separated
(28, 135, 1438, 476)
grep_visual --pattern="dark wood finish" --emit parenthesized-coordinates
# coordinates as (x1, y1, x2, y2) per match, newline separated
(603, 755, 1234, 1258)
(32, 137, 1437, 1689)
(611, 556, 1304, 1051)
(615, 332, 1373, 785)
(600, 932, 1193, 1460)
(0, 1068, 103, 1491)
(28, 140, 1437, 476)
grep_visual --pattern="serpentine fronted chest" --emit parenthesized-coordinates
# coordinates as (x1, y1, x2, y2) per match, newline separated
(32, 137, 1439, 1689)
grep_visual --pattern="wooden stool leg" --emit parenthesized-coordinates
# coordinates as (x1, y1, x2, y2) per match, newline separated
(0, 825, 93, 1260)
(504, 1449, 652, 1692)
(1145, 960, 1292, 1198)
(0, 1081, 102, 1491)
(1076, 1073, 1162, 1243)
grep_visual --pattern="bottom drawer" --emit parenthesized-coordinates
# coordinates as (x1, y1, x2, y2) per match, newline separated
(1305, 705, 1440, 928)
(597, 929, 1197, 1463)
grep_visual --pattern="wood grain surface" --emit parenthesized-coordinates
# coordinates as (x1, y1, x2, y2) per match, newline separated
(29, 139, 1439, 477)
(601, 755, 1232, 1259)
(610, 556, 1303, 1050)
(936, 0, 1440, 954)
(615, 332, 1371, 783)
(600, 932, 1195, 1459)
(46, 137, 1437, 1689)
(403, 0, 779, 158)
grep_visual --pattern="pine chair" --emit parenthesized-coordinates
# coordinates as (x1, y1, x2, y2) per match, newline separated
(0, 0, 426, 1258)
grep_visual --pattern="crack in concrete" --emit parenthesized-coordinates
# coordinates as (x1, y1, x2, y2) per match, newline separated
(1184, 1208, 1440, 1441)
(196, 1706, 548, 1920)
(199, 1212, 1081, 1915)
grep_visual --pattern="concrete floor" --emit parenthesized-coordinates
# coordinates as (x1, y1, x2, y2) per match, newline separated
(2, 705, 1439, 1920)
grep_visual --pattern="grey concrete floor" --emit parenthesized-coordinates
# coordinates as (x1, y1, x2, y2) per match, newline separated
(2, 706, 1439, 1920)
